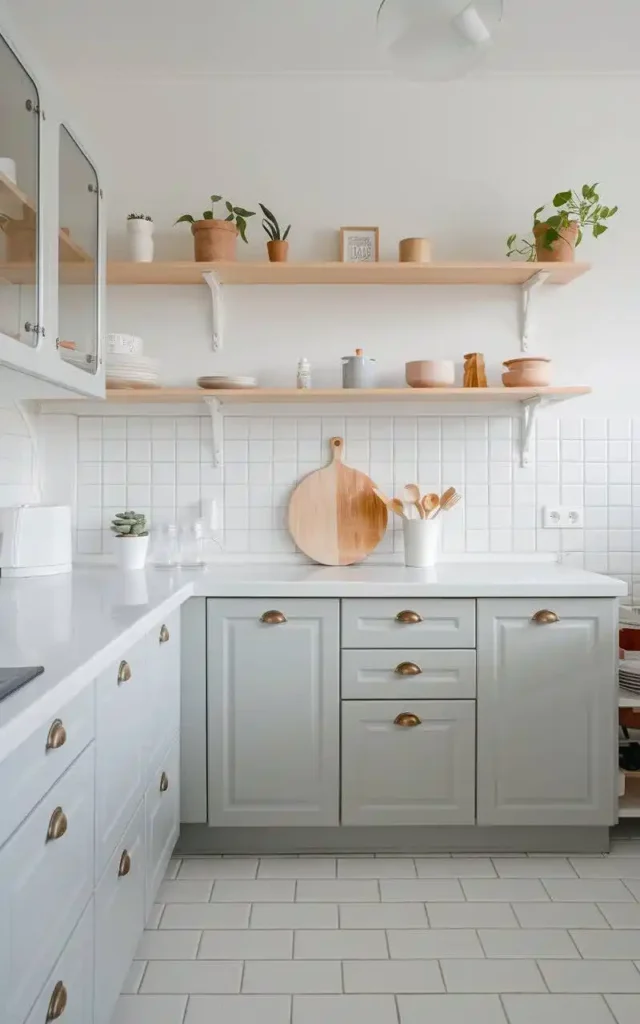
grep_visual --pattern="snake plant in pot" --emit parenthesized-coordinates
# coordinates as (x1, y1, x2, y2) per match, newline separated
(175, 195, 255, 261)
(259, 203, 291, 262)
(111, 511, 149, 571)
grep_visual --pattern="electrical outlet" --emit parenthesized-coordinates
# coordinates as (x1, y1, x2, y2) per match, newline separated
(542, 506, 584, 529)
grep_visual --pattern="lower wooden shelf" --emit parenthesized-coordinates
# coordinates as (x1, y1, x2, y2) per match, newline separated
(104, 386, 592, 405)
(619, 775, 640, 818)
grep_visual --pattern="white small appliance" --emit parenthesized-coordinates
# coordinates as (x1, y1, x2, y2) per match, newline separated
(0, 505, 72, 578)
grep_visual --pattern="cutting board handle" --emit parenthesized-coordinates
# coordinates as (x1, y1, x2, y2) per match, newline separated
(330, 436, 344, 462)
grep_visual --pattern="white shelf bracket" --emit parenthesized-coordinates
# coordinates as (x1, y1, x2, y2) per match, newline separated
(203, 397, 223, 467)
(202, 271, 224, 352)
(520, 270, 550, 352)
(520, 395, 543, 467)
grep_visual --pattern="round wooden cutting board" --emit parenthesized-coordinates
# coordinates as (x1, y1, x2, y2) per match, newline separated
(288, 436, 388, 565)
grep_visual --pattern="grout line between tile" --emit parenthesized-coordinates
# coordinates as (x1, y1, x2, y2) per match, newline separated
(180, 994, 189, 1024)
(393, 992, 402, 1024)
(566, 928, 584, 959)
(533, 958, 550, 992)
(436, 958, 447, 992)
(137, 960, 149, 994)
(194, 929, 204, 959)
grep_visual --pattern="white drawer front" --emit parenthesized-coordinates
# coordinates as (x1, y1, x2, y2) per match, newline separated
(341, 700, 476, 826)
(341, 649, 476, 700)
(25, 900, 94, 1024)
(146, 610, 181, 785)
(341, 599, 476, 649)
(0, 745, 94, 1024)
(94, 800, 145, 1024)
(145, 734, 180, 917)
(0, 685, 94, 850)
(95, 635, 152, 879)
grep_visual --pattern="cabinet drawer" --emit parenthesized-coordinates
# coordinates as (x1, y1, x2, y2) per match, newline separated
(341, 599, 475, 649)
(0, 685, 94, 850)
(94, 800, 145, 1024)
(25, 900, 94, 1024)
(0, 745, 94, 1024)
(146, 609, 181, 785)
(95, 633, 153, 879)
(341, 700, 476, 826)
(342, 649, 476, 700)
(145, 733, 180, 918)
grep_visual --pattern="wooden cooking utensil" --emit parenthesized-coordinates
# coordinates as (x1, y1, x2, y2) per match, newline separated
(431, 486, 457, 518)
(403, 484, 424, 519)
(421, 492, 439, 518)
(288, 437, 388, 565)
(441, 491, 461, 513)
(372, 486, 392, 508)
(389, 498, 407, 519)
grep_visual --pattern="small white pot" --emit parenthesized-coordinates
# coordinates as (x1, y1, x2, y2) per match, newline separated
(114, 534, 149, 571)
(126, 219, 154, 262)
(402, 517, 441, 567)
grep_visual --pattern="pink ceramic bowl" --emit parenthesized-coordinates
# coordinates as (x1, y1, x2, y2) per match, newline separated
(406, 360, 455, 388)
(502, 357, 551, 387)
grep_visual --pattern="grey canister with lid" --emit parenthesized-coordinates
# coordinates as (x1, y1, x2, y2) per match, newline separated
(342, 348, 375, 388)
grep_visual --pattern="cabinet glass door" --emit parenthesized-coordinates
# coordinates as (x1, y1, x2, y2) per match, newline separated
(57, 124, 99, 374)
(0, 32, 40, 347)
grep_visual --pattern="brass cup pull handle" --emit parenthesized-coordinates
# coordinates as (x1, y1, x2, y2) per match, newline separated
(118, 660, 131, 684)
(159, 624, 170, 644)
(395, 662, 422, 676)
(394, 712, 422, 727)
(160, 771, 169, 793)
(118, 850, 131, 877)
(46, 981, 67, 1021)
(47, 807, 68, 842)
(260, 610, 287, 625)
(395, 610, 423, 624)
(46, 719, 67, 751)
(532, 609, 559, 625)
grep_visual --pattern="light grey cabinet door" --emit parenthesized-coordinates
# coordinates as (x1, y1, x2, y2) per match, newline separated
(477, 598, 617, 826)
(207, 598, 340, 826)
(341, 700, 476, 826)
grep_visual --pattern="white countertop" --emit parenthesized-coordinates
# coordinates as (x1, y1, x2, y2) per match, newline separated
(0, 562, 626, 759)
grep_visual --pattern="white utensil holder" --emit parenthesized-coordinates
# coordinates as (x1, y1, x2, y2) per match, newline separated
(402, 517, 441, 567)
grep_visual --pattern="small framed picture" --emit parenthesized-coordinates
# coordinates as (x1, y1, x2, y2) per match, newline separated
(340, 226, 379, 263)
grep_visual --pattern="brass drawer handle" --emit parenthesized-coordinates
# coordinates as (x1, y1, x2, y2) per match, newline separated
(394, 712, 422, 727)
(118, 850, 131, 877)
(159, 624, 170, 644)
(260, 610, 287, 624)
(395, 661, 422, 676)
(532, 609, 559, 625)
(160, 771, 169, 793)
(47, 807, 68, 842)
(118, 660, 131, 684)
(395, 610, 422, 624)
(46, 719, 67, 751)
(46, 981, 67, 1021)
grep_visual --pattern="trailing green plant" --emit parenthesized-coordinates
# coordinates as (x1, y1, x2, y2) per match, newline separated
(111, 511, 149, 537)
(259, 203, 291, 242)
(506, 183, 618, 261)
(175, 195, 255, 243)
(127, 213, 152, 221)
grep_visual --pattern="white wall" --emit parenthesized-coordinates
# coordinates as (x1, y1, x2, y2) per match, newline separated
(0, 400, 36, 505)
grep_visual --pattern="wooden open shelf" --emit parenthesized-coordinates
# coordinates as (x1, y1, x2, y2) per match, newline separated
(620, 774, 640, 818)
(105, 260, 590, 287)
(0, 171, 92, 266)
(104, 386, 592, 405)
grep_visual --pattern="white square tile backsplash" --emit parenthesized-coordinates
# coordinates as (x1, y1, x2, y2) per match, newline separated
(39, 409, 635, 598)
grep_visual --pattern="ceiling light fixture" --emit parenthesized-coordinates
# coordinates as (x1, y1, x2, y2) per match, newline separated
(377, 0, 504, 81)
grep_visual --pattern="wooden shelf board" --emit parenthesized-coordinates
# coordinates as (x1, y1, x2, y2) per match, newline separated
(104, 386, 592, 405)
(0, 171, 92, 265)
(620, 775, 640, 817)
(106, 260, 590, 287)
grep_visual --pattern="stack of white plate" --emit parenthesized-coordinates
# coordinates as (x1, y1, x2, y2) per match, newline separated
(106, 334, 160, 389)
(197, 375, 257, 390)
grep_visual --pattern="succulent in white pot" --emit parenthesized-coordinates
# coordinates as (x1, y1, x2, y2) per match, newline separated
(126, 213, 154, 262)
(111, 510, 150, 571)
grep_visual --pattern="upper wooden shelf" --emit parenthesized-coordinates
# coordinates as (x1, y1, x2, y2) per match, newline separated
(0, 171, 92, 265)
(105, 386, 591, 405)
(106, 260, 590, 287)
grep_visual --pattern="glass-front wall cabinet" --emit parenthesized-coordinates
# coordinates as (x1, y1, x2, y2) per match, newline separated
(57, 124, 99, 374)
(0, 30, 40, 347)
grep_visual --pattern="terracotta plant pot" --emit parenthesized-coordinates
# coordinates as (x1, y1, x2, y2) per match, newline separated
(502, 357, 552, 387)
(191, 219, 237, 261)
(534, 221, 579, 263)
(267, 240, 289, 263)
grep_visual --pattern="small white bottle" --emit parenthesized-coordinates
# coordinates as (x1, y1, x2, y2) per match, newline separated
(297, 357, 311, 389)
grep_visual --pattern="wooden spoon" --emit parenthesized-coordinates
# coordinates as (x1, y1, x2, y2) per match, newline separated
(403, 483, 424, 519)
(372, 486, 392, 508)
(421, 493, 439, 518)
(389, 498, 407, 519)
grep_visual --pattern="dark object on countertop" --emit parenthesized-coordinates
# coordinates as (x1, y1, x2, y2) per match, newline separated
(0, 666, 44, 702)
(620, 742, 640, 773)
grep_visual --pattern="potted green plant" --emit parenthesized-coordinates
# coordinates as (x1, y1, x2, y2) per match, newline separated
(507, 183, 618, 263)
(259, 203, 291, 262)
(111, 510, 149, 571)
(126, 213, 154, 262)
(175, 195, 255, 261)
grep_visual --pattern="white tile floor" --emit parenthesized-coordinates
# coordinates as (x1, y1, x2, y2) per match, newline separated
(111, 840, 640, 1024)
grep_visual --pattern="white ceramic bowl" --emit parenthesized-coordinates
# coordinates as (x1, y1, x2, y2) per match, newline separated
(406, 360, 455, 388)
(106, 333, 143, 356)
